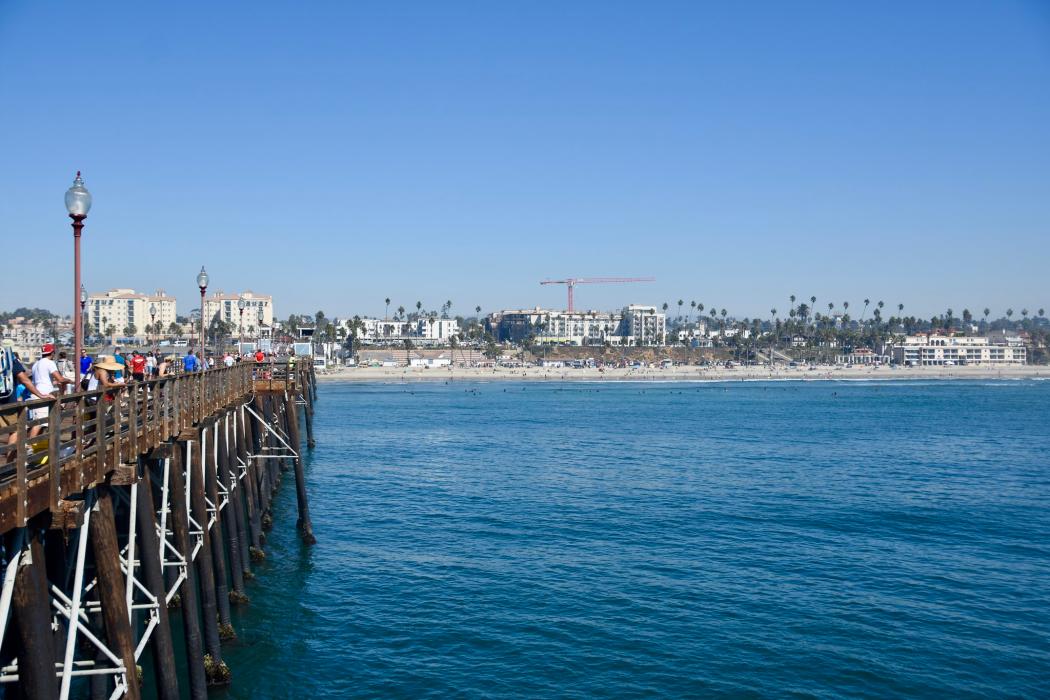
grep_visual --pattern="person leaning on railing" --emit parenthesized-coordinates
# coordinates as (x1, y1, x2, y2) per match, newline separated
(86, 355, 125, 403)
(2, 342, 51, 462)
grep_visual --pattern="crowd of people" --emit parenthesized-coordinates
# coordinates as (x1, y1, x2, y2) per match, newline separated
(1, 341, 284, 458)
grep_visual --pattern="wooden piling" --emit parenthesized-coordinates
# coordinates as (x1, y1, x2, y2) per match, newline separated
(168, 445, 209, 700)
(285, 391, 316, 545)
(217, 411, 247, 600)
(135, 461, 180, 700)
(10, 523, 59, 700)
(90, 484, 142, 700)
(202, 423, 234, 639)
(187, 436, 230, 684)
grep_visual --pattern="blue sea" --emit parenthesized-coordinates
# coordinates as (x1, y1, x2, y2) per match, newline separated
(217, 380, 1050, 698)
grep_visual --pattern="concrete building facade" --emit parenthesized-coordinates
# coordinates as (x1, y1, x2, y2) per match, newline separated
(87, 289, 177, 339)
(889, 334, 1026, 366)
(203, 290, 274, 335)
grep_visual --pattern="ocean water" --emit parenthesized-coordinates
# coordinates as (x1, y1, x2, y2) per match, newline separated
(217, 380, 1050, 698)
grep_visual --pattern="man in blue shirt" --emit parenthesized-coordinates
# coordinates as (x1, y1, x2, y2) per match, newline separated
(79, 350, 92, 375)
(183, 350, 199, 372)
(113, 348, 126, 380)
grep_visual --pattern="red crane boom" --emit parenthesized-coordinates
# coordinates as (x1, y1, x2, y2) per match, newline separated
(540, 277, 655, 313)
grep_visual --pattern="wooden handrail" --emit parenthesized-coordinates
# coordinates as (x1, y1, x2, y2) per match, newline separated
(0, 360, 307, 534)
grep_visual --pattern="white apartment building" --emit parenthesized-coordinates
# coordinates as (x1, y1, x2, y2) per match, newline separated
(416, 318, 459, 340)
(203, 290, 274, 335)
(88, 289, 177, 338)
(622, 305, 667, 346)
(490, 305, 667, 346)
(890, 334, 1026, 366)
(343, 318, 459, 344)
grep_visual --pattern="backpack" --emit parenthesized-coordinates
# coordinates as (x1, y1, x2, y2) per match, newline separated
(0, 347, 15, 400)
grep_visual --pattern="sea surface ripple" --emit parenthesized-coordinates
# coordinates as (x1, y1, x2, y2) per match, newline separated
(217, 380, 1050, 698)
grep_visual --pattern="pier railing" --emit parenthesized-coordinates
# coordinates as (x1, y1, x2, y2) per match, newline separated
(0, 361, 300, 534)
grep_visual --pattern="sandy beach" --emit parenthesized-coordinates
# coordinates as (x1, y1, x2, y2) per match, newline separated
(316, 364, 1047, 384)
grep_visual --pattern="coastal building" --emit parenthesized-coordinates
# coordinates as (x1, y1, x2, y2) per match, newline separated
(202, 290, 274, 335)
(489, 305, 667, 346)
(416, 318, 459, 341)
(87, 289, 177, 339)
(342, 317, 459, 344)
(1, 316, 72, 360)
(622, 305, 666, 345)
(888, 334, 1026, 366)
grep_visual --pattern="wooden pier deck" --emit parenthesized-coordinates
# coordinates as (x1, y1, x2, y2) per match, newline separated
(0, 360, 318, 699)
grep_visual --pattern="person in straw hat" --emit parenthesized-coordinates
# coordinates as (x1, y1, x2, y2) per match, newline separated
(87, 355, 125, 401)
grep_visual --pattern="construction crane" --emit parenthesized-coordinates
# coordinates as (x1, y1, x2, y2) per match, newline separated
(540, 277, 656, 313)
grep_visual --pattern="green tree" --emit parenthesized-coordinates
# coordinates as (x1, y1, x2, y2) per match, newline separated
(385, 298, 391, 319)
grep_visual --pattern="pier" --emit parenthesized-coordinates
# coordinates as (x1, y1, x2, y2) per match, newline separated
(0, 360, 318, 699)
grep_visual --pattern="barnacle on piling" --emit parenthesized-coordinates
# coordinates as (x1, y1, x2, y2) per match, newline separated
(203, 653, 232, 686)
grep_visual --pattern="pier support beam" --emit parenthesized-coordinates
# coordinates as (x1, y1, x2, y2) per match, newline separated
(90, 484, 141, 700)
(187, 438, 230, 685)
(10, 523, 59, 700)
(169, 444, 208, 700)
(218, 411, 247, 601)
(136, 462, 180, 700)
(285, 392, 315, 545)
(203, 424, 234, 639)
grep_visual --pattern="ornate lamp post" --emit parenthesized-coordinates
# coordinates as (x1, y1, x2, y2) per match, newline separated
(197, 267, 209, 358)
(149, 303, 157, 349)
(197, 267, 209, 416)
(66, 172, 92, 384)
(258, 306, 265, 340)
(238, 296, 246, 346)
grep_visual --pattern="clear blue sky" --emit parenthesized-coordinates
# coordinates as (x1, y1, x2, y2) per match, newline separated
(2, 1, 1048, 321)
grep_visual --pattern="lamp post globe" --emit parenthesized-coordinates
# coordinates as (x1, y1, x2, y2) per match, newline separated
(237, 297, 246, 345)
(80, 285, 88, 307)
(65, 172, 92, 218)
(196, 266, 209, 293)
(149, 303, 157, 348)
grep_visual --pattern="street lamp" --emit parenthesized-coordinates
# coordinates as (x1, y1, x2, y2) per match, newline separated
(258, 306, 265, 340)
(66, 172, 92, 384)
(238, 296, 246, 346)
(149, 303, 157, 349)
(197, 266, 209, 357)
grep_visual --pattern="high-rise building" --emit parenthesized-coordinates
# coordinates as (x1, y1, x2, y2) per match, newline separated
(87, 289, 177, 339)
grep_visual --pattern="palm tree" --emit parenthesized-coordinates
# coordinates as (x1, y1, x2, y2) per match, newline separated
(397, 305, 405, 321)
(809, 296, 817, 321)
(861, 298, 870, 321)
(690, 300, 697, 322)
(1006, 308, 1014, 323)
(677, 299, 684, 322)
(403, 338, 414, 367)
(385, 298, 391, 320)
(446, 300, 453, 319)
(789, 295, 796, 315)
(415, 301, 423, 318)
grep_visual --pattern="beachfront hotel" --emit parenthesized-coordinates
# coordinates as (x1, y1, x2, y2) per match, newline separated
(87, 289, 177, 337)
(203, 290, 274, 333)
(889, 334, 1027, 366)
(490, 305, 667, 346)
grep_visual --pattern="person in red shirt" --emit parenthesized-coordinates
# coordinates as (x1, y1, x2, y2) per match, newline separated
(254, 350, 265, 363)
(130, 351, 147, 381)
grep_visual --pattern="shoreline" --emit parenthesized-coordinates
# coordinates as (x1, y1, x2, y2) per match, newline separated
(315, 365, 1047, 384)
